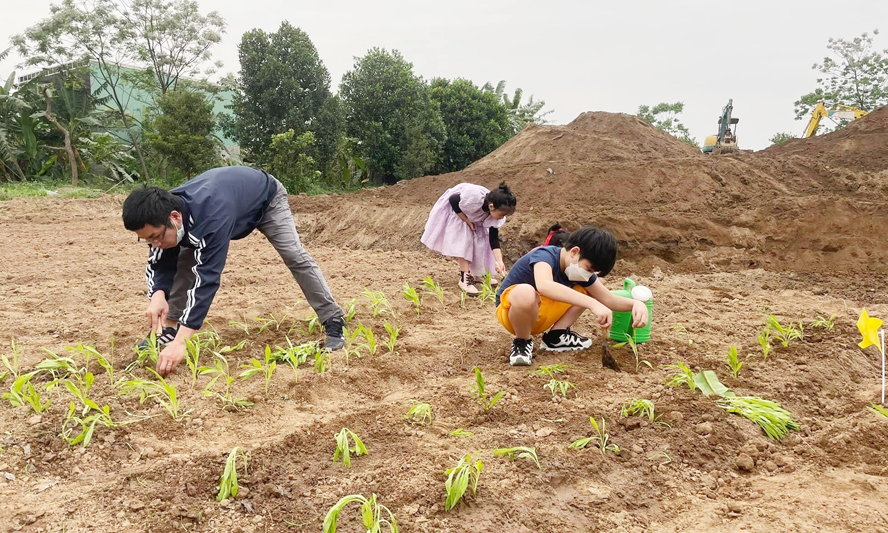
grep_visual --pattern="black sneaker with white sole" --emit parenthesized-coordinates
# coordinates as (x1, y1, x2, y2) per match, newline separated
(137, 326, 178, 349)
(541, 328, 593, 352)
(322, 316, 345, 352)
(509, 338, 534, 366)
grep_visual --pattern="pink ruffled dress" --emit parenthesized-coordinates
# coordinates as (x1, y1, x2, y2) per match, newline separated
(420, 183, 506, 278)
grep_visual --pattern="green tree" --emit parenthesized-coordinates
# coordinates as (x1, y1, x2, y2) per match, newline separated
(121, 0, 226, 95)
(637, 102, 699, 148)
(267, 129, 317, 193)
(224, 22, 337, 169)
(769, 132, 795, 146)
(146, 90, 217, 182)
(482, 80, 552, 134)
(340, 48, 444, 182)
(795, 30, 888, 120)
(429, 78, 511, 173)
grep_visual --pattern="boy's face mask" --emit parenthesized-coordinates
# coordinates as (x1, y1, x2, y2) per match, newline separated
(174, 217, 184, 245)
(565, 251, 595, 282)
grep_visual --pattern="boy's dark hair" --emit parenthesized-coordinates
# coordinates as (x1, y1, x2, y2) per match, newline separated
(122, 186, 184, 231)
(564, 226, 618, 276)
(485, 182, 517, 214)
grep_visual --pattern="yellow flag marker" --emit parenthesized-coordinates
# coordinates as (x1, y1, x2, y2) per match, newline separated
(857, 309, 883, 351)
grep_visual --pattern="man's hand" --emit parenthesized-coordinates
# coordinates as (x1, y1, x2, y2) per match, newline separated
(157, 339, 185, 376)
(589, 301, 613, 329)
(146, 292, 169, 334)
(631, 300, 649, 328)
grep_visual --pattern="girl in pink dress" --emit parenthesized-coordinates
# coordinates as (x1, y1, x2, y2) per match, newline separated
(421, 182, 517, 295)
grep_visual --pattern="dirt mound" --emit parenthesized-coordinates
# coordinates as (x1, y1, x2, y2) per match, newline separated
(291, 110, 888, 276)
(761, 105, 888, 173)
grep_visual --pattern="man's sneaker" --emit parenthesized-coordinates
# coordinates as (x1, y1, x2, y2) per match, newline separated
(509, 338, 534, 366)
(322, 316, 345, 352)
(458, 271, 479, 296)
(541, 328, 593, 352)
(137, 326, 177, 349)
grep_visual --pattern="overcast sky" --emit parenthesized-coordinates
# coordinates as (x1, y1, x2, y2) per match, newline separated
(3, 0, 887, 150)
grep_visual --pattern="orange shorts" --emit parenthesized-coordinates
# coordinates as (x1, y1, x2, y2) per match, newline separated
(496, 285, 587, 336)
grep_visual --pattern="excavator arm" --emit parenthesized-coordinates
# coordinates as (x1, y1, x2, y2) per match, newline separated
(804, 102, 868, 138)
(803, 102, 828, 138)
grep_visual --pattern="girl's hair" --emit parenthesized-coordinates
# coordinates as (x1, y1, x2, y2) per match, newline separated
(485, 182, 517, 214)
(544, 223, 569, 247)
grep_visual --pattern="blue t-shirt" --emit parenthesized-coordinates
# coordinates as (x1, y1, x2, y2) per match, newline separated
(496, 246, 598, 305)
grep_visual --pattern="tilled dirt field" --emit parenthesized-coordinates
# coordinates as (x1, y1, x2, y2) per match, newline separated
(1, 197, 887, 533)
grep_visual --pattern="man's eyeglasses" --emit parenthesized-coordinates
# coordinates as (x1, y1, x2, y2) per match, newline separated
(137, 224, 168, 246)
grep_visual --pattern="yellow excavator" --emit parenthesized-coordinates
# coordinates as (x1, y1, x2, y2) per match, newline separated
(803, 102, 868, 138)
(702, 99, 739, 154)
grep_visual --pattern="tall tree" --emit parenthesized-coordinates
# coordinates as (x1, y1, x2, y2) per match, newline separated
(145, 89, 217, 182)
(340, 48, 444, 182)
(224, 22, 336, 166)
(637, 102, 699, 148)
(482, 80, 552, 134)
(795, 30, 888, 120)
(120, 0, 226, 95)
(429, 78, 511, 173)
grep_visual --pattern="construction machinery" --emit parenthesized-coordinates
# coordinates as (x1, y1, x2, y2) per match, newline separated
(702, 99, 739, 154)
(803, 102, 868, 138)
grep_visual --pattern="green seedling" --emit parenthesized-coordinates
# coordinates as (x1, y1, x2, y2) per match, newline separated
(200, 354, 253, 410)
(63, 372, 101, 416)
(192, 330, 222, 351)
(120, 369, 188, 420)
(402, 282, 422, 316)
(314, 351, 331, 373)
(239, 346, 277, 396)
(302, 311, 321, 335)
(614, 334, 652, 372)
(130, 332, 162, 371)
(363, 289, 394, 318)
(471, 367, 505, 412)
(64, 343, 104, 374)
(444, 453, 483, 511)
(60, 402, 138, 447)
(341, 326, 362, 364)
(449, 428, 474, 438)
(3, 372, 51, 413)
(534, 364, 569, 377)
(343, 298, 358, 324)
(621, 398, 656, 422)
(868, 403, 888, 420)
(228, 318, 252, 335)
(718, 396, 799, 440)
(757, 328, 772, 359)
(404, 400, 433, 426)
(477, 272, 497, 304)
(811, 315, 837, 330)
(544, 378, 575, 398)
(218, 340, 248, 354)
(725, 345, 743, 379)
(1, 339, 21, 382)
(254, 312, 287, 333)
(384, 321, 400, 354)
(647, 451, 674, 465)
(217, 446, 248, 502)
(460, 290, 467, 308)
(183, 337, 202, 388)
(271, 338, 320, 383)
(766, 315, 803, 348)
(322, 493, 399, 533)
(358, 324, 378, 356)
(664, 361, 696, 391)
(35, 350, 81, 379)
(569, 417, 620, 455)
(333, 428, 368, 468)
(492, 446, 541, 470)
(673, 323, 693, 345)
(422, 276, 445, 305)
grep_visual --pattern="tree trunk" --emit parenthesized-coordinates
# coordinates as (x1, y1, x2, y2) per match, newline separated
(42, 86, 78, 187)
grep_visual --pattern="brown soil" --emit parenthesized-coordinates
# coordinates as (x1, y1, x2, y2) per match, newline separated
(3, 109, 888, 532)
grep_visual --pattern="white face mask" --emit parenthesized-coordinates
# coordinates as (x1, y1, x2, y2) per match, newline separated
(565, 254, 594, 282)
(173, 217, 184, 245)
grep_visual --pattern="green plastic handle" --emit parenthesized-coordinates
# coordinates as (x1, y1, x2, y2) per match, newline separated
(623, 278, 636, 291)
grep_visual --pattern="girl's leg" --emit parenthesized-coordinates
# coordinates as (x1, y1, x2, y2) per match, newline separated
(507, 284, 540, 339)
